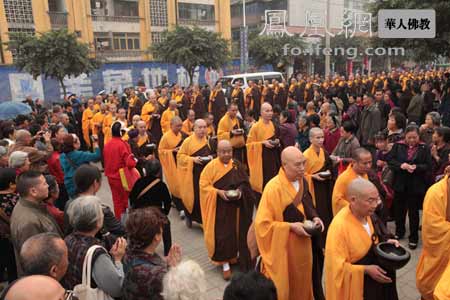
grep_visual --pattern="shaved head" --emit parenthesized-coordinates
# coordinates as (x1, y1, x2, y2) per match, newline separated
(281, 146, 306, 181)
(261, 102, 272, 111)
(347, 178, 376, 200)
(217, 139, 232, 151)
(347, 178, 380, 218)
(309, 127, 323, 138)
(217, 140, 233, 164)
(193, 119, 207, 138)
(170, 116, 182, 125)
(5, 275, 65, 300)
(193, 118, 206, 129)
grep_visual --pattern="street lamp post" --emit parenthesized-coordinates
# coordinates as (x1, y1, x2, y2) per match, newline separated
(325, 0, 331, 77)
(240, 0, 248, 73)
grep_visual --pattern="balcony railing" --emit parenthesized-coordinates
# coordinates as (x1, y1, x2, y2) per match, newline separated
(177, 19, 217, 26)
(48, 11, 68, 28)
(95, 49, 144, 61)
(91, 15, 140, 23)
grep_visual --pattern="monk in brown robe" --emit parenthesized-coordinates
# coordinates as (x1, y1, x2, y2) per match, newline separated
(231, 81, 245, 117)
(217, 103, 246, 165)
(199, 140, 254, 280)
(255, 146, 324, 300)
(246, 102, 281, 200)
(261, 80, 274, 105)
(177, 119, 215, 227)
(209, 83, 227, 128)
(191, 84, 206, 117)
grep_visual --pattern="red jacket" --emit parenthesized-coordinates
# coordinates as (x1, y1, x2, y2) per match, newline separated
(103, 137, 136, 179)
(47, 151, 64, 184)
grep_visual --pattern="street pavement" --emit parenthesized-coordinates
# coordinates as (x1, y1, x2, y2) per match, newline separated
(96, 175, 421, 300)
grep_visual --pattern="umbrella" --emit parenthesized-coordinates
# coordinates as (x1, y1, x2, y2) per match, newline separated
(0, 101, 33, 120)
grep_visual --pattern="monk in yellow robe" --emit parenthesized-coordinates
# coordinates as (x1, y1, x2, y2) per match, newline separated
(246, 102, 281, 197)
(434, 260, 450, 300)
(158, 116, 186, 214)
(157, 87, 169, 108)
(177, 119, 214, 227)
(416, 175, 450, 300)
(325, 178, 399, 300)
(141, 93, 163, 142)
(332, 147, 371, 216)
(102, 103, 117, 145)
(255, 146, 323, 300)
(160, 100, 179, 134)
(174, 88, 189, 119)
(181, 109, 195, 136)
(122, 114, 141, 141)
(191, 84, 206, 117)
(217, 103, 246, 164)
(230, 81, 245, 117)
(204, 112, 215, 137)
(82, 98, 95, 148)
(199, 140, 254, 279)
(91, 103, 107, 156)
(209, 83, 226, 128)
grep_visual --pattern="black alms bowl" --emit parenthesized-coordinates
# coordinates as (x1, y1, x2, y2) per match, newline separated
(375, 242, 411, 271)
(303, 220, 321, 237)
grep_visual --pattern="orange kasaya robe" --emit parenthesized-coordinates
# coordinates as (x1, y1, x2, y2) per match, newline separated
(246, 119, 275, 193)
(303, 145, 325, 205)
(158, 96, 168, 107)
(160, 108, 179, 134)
(331, 164, 368, 216)
(199, 158, 234, 260)
(416, 176, 450, 300)
(176, 135, 208, 214)
(207, 125, 215, 137)
(82, 108, 95, 147)
(181, 119, 194, 136)
(102, 113, 115, 145)
(434, 260, 450, 300)
(255, 168, 313, 300)
(324, 206, 376, 300)
(91, 111, 105, 136)
(158, 130, 183, 199)
(141, 101, 157, 129)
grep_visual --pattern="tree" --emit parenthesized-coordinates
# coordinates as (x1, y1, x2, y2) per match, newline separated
(249, 34, 306, 72)
(7, 29, 100, 98)
(368, 0, 450, 62)
(151, 26, 230, 84)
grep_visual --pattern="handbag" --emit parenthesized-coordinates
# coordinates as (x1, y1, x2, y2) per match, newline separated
(381, 165, 394, 187)
(119, 167, 141, 192)
(73, 245, 113, 300)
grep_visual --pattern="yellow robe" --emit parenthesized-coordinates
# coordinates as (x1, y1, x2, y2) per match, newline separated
(217, 113, 240, 141)
(416, 177, 450, 300)
(158, 96, 168, 107)
(91, 111, 105, 136)
(434, 260, 450, 300)
(158, 130, 182, 198)
(332, 164, 368, 216)
(82, 108, 95, 147)
(102, 113, 115, 144)
(207, 125, 215, 137)
(246, 120, 275, 193)
(181, 119, 193, 136)
(177, 135, 208, 213)
(255, 168, 313, 300)
(141, 102, 157, 129)
(160, 108, 179, 134)
(325, 206, 376, 300)
(199, 158, 234, 260)
(303, 146, 325, 205)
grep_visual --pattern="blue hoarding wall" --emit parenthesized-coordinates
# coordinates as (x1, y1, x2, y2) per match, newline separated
(0, 59, 272, 103)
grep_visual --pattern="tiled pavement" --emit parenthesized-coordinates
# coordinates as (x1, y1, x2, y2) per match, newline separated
(97, 175, 421, 300)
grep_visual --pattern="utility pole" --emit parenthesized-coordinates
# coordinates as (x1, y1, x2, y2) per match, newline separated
(325, 0, 331, 77)
(240, 0, 248, 73)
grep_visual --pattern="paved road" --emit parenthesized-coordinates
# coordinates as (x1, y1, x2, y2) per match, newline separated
(97, 175, 421, 300)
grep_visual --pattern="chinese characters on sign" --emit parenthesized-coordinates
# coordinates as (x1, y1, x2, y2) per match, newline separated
(259, 9, 372, 39)
(378, 9, 435, 38)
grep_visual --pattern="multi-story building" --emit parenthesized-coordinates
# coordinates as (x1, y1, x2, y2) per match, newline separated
(0, 0, 231, 64)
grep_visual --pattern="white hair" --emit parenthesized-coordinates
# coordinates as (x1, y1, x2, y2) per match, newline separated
(161, 260, 206, 300)
(8, 151, 28, 168)
(67, 196, 103, 232)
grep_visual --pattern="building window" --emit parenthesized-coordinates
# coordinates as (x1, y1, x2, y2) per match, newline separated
(115, 0, 139, 16)
(150, 0, 168, 27)
(4, 0, 34, 24)
(178, 3, 215, 22)
(113, 33, 140, 50)
(94, 32, 112, 50)
(151, 32, 165, 44)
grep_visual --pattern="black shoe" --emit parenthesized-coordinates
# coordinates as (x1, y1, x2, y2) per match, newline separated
(185, 217, 192, 228)
(394, 233, 404, 240)
(408, 242, 418, 250)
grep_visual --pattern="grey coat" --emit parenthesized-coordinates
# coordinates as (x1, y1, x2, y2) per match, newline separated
(357, 104, 382, 146)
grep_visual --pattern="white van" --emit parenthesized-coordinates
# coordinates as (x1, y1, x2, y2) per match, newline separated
(217, 71, 285, 91)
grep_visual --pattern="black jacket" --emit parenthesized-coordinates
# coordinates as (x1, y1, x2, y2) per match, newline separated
(388, 142, 432, 195)
(129, 175, 172, 215)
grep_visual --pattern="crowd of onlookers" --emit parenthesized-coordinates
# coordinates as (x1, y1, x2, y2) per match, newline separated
(0, 68, 450, 300)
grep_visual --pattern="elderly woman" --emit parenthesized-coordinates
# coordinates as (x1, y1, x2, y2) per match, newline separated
(0, 146, 8, 167)
(279, 110, 297, 148)
(388, 125, 432, 249)
(8, 151, 30, 175)
(420, 111, 441, 145)
(162, 260, 206, 300)
(384, 111, 406, 145)
(63, 196, 126, 298)
(60, 134, 101, 198)
(122, 207, 182, 300)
